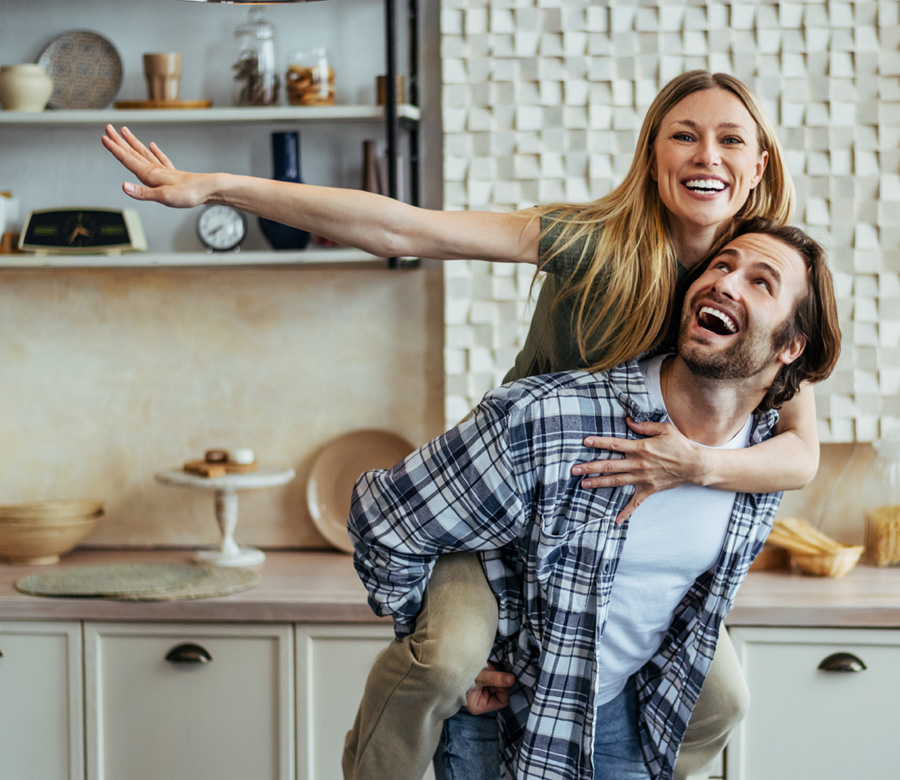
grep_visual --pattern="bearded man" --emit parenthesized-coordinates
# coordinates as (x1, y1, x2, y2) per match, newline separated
(348, 218, 841, 780)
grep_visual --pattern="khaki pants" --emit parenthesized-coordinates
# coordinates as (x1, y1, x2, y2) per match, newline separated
(343, 554, 748, 780)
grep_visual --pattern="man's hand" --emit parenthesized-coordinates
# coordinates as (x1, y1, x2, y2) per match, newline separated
(465, 663, 515, 715)
(570, 418, 710, 523)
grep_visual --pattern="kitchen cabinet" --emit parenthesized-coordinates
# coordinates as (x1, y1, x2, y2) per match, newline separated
(726, 627, 900, 780)
(296, 623, 437, 780)
(0, 0, 421, 270)
(84, 621, 295, 780)
(0, 620, 83, 780)
(0, 614, 406, 780)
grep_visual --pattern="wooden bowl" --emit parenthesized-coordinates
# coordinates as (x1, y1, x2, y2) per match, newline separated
(0, 515, 101, 565)
(790, 545, 864, 578)
(0, 498, 105, 524)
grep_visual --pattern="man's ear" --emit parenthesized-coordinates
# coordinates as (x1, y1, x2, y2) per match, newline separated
(777, 335, 806, 366)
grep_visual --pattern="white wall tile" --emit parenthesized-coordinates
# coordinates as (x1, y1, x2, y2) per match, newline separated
(441, 0, 900, 442)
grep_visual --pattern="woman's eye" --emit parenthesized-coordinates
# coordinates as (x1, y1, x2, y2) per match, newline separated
(722, 136, 744, 145)
(673, 133, 694, 142)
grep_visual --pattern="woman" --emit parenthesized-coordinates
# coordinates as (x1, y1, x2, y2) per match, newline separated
(102, 71, 814, 780)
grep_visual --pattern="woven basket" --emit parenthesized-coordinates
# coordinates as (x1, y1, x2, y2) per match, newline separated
(791, 545, 864, 577)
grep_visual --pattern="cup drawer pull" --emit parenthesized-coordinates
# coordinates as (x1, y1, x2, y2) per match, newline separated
(165, 643, 212, 664)
(817, 651, 866, 672)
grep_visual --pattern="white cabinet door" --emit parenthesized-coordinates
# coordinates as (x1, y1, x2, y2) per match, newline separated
(84, 621, 293, 780)
(0, 620, 83, 780)
(727, 627, 900, 780)
(295, 624, 435, 780)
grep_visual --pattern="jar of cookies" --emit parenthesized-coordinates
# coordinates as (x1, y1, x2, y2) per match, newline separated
(286, 47, 334, 106)
(863, 434, 900, 566)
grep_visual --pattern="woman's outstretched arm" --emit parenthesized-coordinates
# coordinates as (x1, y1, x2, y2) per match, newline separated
(101, 124, 540, 263)
(572, 383, 819, 521)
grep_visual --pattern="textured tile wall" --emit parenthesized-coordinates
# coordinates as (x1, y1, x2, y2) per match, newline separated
(440, 0, 900, 443)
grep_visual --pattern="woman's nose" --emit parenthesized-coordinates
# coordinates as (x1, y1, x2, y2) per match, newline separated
(693, 136, 721, 167)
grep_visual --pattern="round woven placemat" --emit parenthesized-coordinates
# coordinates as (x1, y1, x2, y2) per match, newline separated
(15, 561, 260, 601)
(113, 566, 261, 601)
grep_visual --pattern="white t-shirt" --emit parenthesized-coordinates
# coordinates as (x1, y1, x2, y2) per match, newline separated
(593, 354, 753, 705)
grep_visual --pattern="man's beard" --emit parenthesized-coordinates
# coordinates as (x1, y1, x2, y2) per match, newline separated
(678, 300, 796, 381)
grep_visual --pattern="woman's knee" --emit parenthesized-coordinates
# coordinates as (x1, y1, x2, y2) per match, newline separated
(412, 555, 499, 698)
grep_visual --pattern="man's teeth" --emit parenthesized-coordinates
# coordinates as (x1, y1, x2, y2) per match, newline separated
(685, 179, 725, 192)
(699, 306, 737, 333)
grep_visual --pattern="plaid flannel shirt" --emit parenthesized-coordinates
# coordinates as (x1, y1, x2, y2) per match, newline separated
(349, 357, 781, 780)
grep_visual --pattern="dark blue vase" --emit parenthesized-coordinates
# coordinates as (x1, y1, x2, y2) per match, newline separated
(259, 131, 312, 250)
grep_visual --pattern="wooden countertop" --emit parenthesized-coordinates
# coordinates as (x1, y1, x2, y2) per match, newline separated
(1, 549, 899, 628)
(0, 549, 386, 624)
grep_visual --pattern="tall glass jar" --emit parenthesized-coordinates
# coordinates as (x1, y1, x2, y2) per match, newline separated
(232, 7, 279, 106)
(863, 434, 900, 566)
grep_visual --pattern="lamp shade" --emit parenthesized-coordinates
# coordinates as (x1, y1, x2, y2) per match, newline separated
(180, 1, 327, 4)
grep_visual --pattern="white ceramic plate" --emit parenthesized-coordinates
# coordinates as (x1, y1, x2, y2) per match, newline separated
(306, 429, 415, 553)
(37, 30, 123, 109)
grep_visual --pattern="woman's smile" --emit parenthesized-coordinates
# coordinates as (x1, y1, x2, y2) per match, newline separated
(652, 88, 768, 250)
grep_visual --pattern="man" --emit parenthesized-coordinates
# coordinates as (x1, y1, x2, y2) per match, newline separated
(348, 218, 841, 780)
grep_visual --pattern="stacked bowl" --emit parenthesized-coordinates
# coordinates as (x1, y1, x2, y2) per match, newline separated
(0, 499, 105, 565)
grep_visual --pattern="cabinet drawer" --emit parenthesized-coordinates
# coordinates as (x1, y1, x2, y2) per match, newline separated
(0, 621, 83, 780)
(728, 627, 900, 780)
(85, 622, 293, 780)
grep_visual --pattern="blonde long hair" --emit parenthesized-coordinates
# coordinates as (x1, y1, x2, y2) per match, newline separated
(534, 71, 796, 372)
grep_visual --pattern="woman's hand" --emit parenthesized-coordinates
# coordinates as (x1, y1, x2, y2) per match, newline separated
(101, 125, 211, 208)
(570, 418, 710, 523)
(465, 663, 514, 716)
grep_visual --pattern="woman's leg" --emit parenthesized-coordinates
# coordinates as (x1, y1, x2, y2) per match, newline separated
(343, 553, 499, 780)
(674, 629, 750, 780)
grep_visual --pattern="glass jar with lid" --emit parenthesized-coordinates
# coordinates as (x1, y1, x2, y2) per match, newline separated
(285, 47, 334, 106)
(232, 7, 279, 106)
(863, 434, 900, 566)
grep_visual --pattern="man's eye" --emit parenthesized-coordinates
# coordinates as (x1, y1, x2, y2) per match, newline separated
(755, 278, 771, 291)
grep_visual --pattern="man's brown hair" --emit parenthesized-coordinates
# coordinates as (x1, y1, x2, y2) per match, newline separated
(726, 217, 842, 410)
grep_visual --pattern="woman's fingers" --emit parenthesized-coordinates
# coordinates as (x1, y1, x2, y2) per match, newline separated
(102, 125, 206, 208)
(148, 141, 175, 169)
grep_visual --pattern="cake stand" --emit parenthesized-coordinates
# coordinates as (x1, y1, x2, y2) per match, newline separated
(154, 465, 296, 566)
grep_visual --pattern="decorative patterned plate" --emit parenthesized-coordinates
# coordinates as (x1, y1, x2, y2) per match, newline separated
(37, 30, 123, 109)
(306, 429, 415, 553)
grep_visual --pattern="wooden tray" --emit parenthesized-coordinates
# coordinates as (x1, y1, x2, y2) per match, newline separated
(114, 100, 213, 110)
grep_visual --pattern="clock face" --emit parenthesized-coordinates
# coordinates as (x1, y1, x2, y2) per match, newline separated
(19, 208, 145, 253)
(197, 205, 247, 252)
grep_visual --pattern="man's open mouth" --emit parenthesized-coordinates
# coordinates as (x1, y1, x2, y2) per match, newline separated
(697, 305, 738, 335)
(684, 178, 726, 194)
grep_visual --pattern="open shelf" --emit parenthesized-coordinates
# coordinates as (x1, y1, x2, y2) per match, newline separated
(0, 104, 421, 126)
(0, 247, 409, 269)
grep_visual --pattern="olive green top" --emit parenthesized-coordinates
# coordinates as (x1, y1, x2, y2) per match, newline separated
(503, 216, 692, 383)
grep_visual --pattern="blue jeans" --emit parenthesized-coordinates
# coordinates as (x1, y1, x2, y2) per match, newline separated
(433, 709, 500, 780)
(432, 676, 650, 780)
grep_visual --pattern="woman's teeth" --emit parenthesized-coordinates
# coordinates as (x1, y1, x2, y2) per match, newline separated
(685, 179, 726, 193)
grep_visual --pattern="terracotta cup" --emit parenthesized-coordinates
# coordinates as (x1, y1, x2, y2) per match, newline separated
(143, 52, 182, 102)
